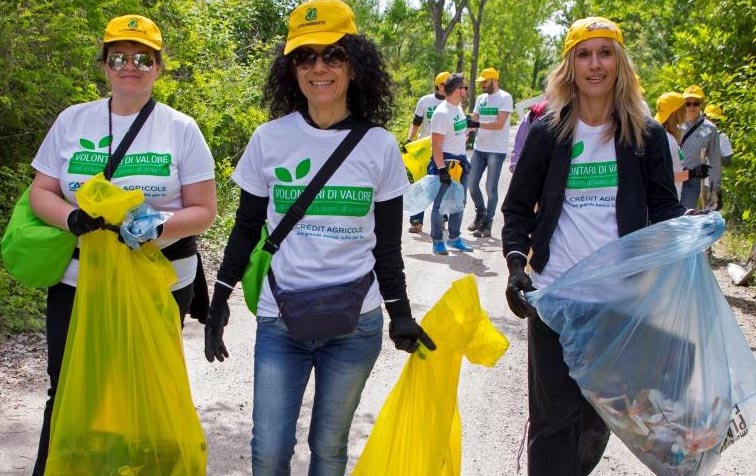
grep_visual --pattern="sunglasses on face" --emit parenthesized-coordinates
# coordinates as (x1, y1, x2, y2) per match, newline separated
(686, 101, 701, 107)
(107, 53, 154, 72)
(290, 46, 349, 69)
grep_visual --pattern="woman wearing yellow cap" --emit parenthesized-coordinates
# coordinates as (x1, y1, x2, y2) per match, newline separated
(28, 14, 217, 476)
(203, 0, 434, 474)
(502, 17, 686, 475)
(655, 91, 698, 199)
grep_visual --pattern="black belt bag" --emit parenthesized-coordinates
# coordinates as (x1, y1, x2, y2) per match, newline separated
(268, 271, 375, 342)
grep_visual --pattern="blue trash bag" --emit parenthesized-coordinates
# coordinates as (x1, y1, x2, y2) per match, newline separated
(120, 203, 173, 250)
(439, 182, 465, 215)
(403, 175, 441, 216)
(527, 212, 756, 476)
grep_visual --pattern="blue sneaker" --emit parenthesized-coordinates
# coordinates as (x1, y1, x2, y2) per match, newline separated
(432, 241, 449, 255)
(447, 237, 473, 252)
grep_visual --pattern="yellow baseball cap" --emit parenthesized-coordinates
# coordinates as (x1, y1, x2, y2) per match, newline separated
(103, 15, 162, 51)
(563, 17, 623, 57)
(284, 0, 358, 55)
(434, 71, 451, 86)
(475, 67, 499, 82)
(683, 85, 705, 100)
(705, 104, 724, 120)
(654, 92, 685, 124)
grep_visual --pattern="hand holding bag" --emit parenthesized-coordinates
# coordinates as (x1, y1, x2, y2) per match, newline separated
(1, 98, 155, 288)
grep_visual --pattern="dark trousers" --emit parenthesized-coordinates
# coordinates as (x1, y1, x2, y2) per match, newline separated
(527, 314, 610, 476)
(32, 282, 193, 476)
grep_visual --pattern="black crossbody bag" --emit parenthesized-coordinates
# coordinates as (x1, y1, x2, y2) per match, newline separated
(265, 124, 374, 342)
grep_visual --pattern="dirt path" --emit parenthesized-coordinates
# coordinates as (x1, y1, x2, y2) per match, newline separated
(2, 167, 755, 475)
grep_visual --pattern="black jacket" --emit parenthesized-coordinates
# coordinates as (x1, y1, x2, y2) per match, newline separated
(502, 112, 686, 273)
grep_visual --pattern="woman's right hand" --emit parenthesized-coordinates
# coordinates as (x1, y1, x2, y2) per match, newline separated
(505, 254, 538, 319)
(205, 283, 232, 362)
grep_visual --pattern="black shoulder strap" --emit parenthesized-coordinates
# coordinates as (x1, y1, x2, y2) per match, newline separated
(264, 125, 371, 253)
(104, 97, 157, 180)
(681, 117, 704, 147)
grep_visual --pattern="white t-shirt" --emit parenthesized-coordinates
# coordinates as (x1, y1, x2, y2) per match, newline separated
(232, 112, 409, 318)
(473, 89, 513, 153)
(413, 93, 444, 138)
(430, 101, 467, 155)
(31, 98, 215, 289)
(665, 131, 684, 199)
(532, 120, 619, 289)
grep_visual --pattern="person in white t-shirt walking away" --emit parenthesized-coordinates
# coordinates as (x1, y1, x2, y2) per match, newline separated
(429, 73, 474, 255)
(467, 67, 513, 237)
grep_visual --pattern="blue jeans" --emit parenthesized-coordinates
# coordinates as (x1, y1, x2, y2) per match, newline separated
(680, 177, 701, 209)
(469, 150, 506, 223)
(430, 153, 469, 242)
(251, 307, 383, 476)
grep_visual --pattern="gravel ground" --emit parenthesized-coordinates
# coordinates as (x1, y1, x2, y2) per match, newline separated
(1, 167, 755, 476)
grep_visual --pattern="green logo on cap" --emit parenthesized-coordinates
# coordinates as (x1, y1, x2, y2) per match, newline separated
(128, 18, 138, 29)
(305, 8, 317, 21)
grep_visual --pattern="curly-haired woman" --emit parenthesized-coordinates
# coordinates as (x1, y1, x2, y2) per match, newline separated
(203, 1, 434, 474)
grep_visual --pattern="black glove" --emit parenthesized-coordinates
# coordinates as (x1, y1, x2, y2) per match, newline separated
(66, 209, 105, 236)
(686, 164, 711, 179)
(205, 282, 232, 362)
(466, 118, 481, 128)
(401, 139, 411, 154)
(438, 166, 451, 185)
(505, 254, 538, 319)
(386, 299, 436, 353)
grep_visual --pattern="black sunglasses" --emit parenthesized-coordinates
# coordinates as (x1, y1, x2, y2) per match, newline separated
(107, 53, 154, 72)
(685, 101, 701, 107)
(290, 46, 349, 69)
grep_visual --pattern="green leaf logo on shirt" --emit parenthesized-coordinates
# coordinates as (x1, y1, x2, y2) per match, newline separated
(79, 135, 112, 151)
(275, 158, 311, 183)
(571, 141, 585, 159)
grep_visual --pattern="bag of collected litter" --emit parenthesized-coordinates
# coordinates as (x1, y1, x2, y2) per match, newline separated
(353, 275, 509, 476)
(403, 174, 441, 216)
(439, 181, 465, 215)
(528, 212, 756, 476)
(402, 136, 432, 182)
(45, 174, 207, 476)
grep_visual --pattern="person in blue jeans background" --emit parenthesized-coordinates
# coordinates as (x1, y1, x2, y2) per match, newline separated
(203, 1, 435, 475)
(467, 67, 513, 237)
(404, 71, 450, 233)
(429, 73, 475, 255)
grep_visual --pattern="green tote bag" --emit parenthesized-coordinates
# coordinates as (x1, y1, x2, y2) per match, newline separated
(241, 224, 272, 314)
(1, 187, 77, 287)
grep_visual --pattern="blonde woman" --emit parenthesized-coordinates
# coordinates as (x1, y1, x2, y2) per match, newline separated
(502, 17, 686, 476)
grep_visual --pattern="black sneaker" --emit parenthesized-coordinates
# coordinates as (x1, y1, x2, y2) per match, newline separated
(473, 220, 491, 237)
(467, 214, 484, 232)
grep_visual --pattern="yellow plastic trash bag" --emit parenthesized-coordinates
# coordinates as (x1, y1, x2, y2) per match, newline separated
(402, 136, 432, 182)
(448, 160, 463, 183)
(45, 174, 207, 476)
(353, 274, 508, 476)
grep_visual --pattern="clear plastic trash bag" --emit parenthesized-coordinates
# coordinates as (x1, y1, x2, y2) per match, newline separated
(439, 182, 465, 215)
(527, 212, 756, 476)
(403, 174, 441, 216)
(353, 275, 509, 476)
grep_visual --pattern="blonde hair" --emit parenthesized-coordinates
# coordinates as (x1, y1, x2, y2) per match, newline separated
(663, 106, 686, 145)
(545, 41, 648, 148)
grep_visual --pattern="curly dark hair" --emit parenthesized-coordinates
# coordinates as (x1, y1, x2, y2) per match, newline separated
(262, 34, 395, 127)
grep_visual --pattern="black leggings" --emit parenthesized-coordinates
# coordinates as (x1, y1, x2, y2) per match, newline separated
(527, 314, 610, 476)
(32, 282, 194, 476)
